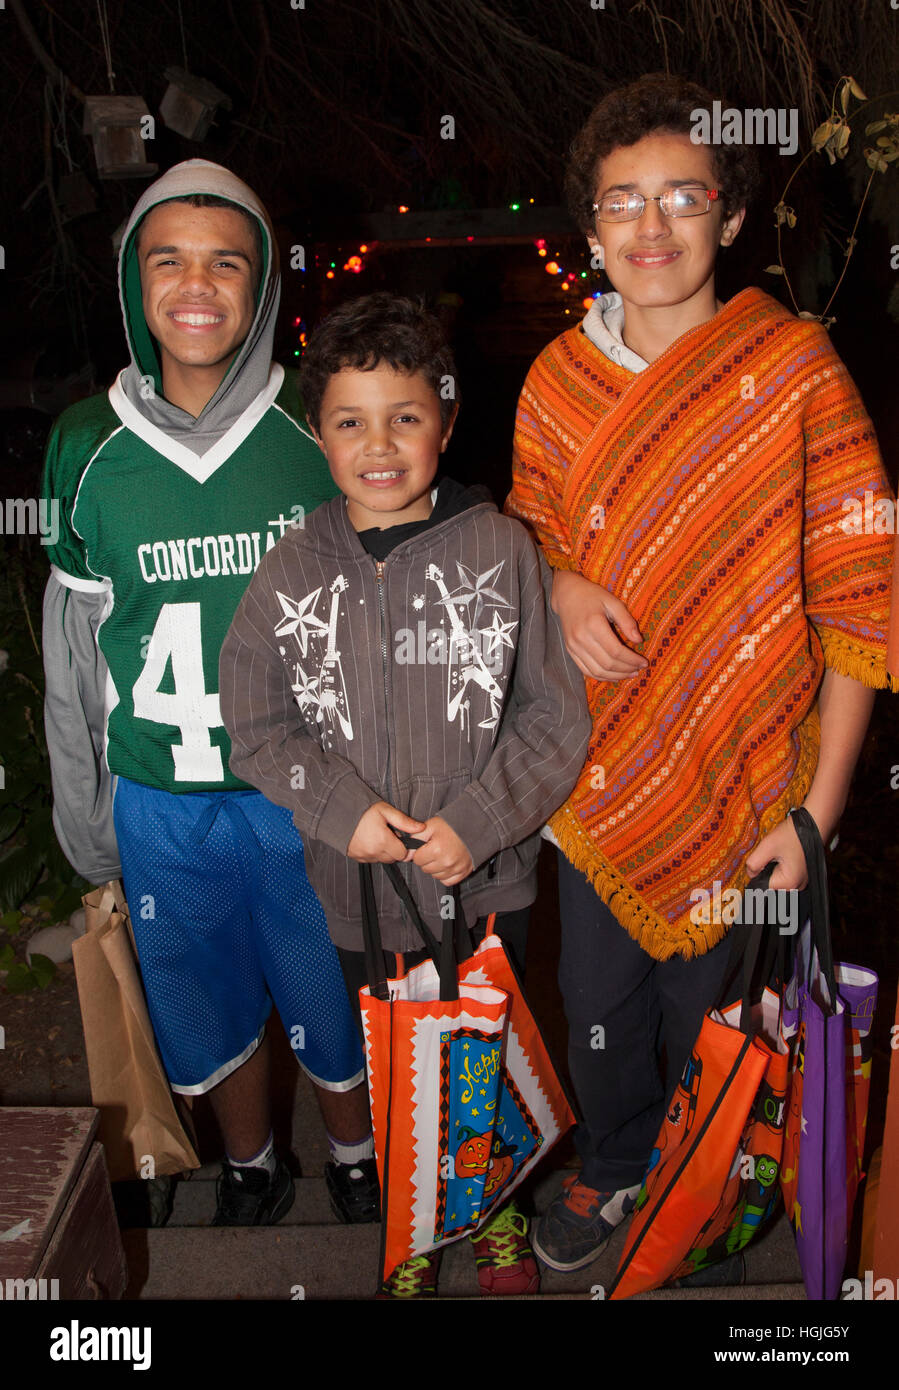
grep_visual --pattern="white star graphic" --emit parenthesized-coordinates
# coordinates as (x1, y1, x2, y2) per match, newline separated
(478, 611, 518, 656)
(275, 589, 329, 655)
(292, 664, 320, 708)
(444, 560, 509, 610)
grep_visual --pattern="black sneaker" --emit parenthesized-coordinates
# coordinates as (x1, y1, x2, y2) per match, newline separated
(324, 1158, 380, 1223)
(211, 1157, 295, 1226)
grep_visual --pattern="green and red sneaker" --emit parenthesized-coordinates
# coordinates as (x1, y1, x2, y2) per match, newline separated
(469, 1203, 540, 1295)
(377, 1250, 442, 1299)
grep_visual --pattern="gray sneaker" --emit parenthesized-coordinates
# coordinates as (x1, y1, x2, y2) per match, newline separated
(532, 1174, 641, 1272)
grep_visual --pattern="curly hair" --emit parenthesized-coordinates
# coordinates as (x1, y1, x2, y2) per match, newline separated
(565, 73, 761, 232)
(300, 293, 458, 433)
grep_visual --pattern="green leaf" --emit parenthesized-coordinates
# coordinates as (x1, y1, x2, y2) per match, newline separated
(0, 809, 22, 843)
(49, 883, 86, 920)
(0, 909, 21, 931)
(0, 943, 15, 969)
(3, 961, 37, 993)
(28, 953, 56, 989)
(0, 842, 48, 915)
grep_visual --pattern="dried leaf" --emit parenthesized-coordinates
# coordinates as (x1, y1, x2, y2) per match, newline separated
(812, 120, 835, 150)
(835, 125, 851, 157)
(797, 311, 819, 320)
(764, 264, 784, 275)
(840, 81, 850, 116)
(866, 120, 888, 135)
(848, 78, 867, 101)
(787, 210, 797, 228)
(47, 1026, 61, 1041)
(865, 149, 890, 173)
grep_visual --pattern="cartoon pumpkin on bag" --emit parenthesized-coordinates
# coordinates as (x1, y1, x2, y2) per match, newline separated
(484, 1137, 517, 1199)
(454, 1128, 517, 1198)
(455, 1128, 492, 1176)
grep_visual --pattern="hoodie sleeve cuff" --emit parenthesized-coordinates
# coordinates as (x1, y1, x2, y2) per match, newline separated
(438, 793, 503, 870)
(314, 771, 383, 856)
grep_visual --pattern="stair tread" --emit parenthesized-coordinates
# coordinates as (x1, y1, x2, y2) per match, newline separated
(123, 1170, 803, 1300)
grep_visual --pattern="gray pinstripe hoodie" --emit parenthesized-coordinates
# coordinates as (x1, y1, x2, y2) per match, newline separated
(219, 487, 591, 951)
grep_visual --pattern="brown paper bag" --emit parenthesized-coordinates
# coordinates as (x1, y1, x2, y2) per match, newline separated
(72, 880, 200, 1181)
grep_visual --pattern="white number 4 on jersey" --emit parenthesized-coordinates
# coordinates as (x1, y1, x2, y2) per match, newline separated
(132, 602, 224, 781)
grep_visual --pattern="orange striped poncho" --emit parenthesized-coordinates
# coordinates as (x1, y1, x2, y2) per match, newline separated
(507, 287, 894, 961)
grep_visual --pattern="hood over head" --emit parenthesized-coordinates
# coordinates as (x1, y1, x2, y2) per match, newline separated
(117, 159, 279, 456)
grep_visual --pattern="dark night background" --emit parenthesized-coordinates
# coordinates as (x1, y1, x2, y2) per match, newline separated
(0, 0, 897, 1290)
(2, 0, 897, 489)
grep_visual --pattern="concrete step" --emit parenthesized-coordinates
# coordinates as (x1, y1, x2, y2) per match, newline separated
(123, 1168, 805, 1300)
(122, 1219, 806, 1301)
(167, 1171, 337, 1227)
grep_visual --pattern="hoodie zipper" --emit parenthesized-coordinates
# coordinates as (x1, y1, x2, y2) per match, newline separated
(375, 559, 394, 802)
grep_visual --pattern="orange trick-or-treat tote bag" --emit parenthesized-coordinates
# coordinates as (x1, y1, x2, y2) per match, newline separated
(610, 867, 791, 1300)
(358, 862, 575, 1284)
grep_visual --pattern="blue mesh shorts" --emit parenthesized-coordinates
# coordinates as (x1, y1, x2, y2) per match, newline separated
(112, 777, 365, 1095)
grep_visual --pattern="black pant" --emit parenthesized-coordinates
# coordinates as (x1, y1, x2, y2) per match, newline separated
(557, 852, 733, 1192)
(338, 906, 530, 1041)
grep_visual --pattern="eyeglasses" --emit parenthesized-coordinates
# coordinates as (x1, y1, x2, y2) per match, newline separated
(592, 188, 720, 222)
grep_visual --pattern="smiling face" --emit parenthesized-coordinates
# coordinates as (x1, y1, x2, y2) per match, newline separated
(588, 130, 745, 325)
(138, 201, 259, 397)
(311, 363, 456, 532)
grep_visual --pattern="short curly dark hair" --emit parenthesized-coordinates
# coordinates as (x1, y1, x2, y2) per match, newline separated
(300, 293, 458, 433)
(565, 73, 761, 232)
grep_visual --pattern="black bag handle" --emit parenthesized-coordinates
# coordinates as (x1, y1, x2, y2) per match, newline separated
(716, 856, 800, 1034)
(359, 860, 469, 1003)
(714, 862, 785, 1033)
(789, 806, 838, 1006)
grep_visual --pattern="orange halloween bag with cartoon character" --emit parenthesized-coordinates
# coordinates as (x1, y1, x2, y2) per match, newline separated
(610, 892, 791, 1300)
(358, 863, 574, 1285)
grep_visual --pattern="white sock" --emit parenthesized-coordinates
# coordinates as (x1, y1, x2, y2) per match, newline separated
(599, 1183, 642, 1227)
(226, 1132, 277, 1181)
(328, 1132, 374, 1165)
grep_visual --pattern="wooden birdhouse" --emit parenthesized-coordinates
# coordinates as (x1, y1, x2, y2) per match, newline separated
(159, 67, 231, 141)
(83, 95, 158, 179)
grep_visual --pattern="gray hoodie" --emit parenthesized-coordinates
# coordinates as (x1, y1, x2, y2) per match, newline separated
(41, 161, 283, 880)
(220, 492, 592, 951)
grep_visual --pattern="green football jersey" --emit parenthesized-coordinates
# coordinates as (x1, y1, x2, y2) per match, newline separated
(42, 365, 338, 793)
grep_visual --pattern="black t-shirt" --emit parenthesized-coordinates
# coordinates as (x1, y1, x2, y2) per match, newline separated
(355, 477, 491, 560)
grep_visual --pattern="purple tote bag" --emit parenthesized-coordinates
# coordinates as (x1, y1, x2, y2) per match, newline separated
(781, 809, 878, 1300)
